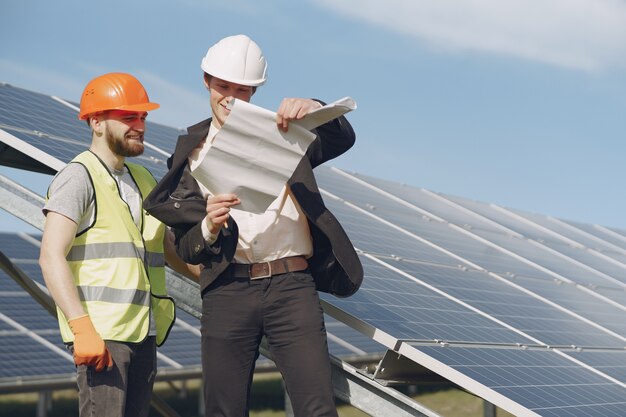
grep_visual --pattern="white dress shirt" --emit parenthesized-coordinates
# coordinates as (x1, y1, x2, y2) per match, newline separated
(188, 123, 313, 263)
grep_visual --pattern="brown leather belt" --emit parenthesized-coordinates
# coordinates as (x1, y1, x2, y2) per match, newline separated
(230, 256, 308, 280)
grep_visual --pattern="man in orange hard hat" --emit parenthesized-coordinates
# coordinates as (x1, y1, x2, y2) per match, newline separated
(39, 72, 199, 417)
(144, 35, 363, 416)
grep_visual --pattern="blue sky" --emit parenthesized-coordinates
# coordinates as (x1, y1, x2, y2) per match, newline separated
(1, 0, 626, 234)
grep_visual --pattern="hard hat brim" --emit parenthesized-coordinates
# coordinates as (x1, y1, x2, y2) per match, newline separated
(78, 102, 160, 120)
(204, 71, 266, 87)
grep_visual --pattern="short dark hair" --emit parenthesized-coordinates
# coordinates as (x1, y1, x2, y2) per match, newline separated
(203, 72, 257, 94)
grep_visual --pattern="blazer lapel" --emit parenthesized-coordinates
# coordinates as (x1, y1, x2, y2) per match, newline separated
(170, 118, 212, 172)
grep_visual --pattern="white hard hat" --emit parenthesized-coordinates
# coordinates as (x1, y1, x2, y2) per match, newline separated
(201, 34, 267, 87)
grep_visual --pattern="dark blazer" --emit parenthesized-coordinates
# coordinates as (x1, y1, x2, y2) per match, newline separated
(144, 110, 363, 298)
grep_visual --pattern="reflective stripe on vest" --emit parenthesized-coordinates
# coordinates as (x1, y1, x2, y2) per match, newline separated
(77, 286, 151, 306)
(66, 242, 146, 262)
(66, 241, 163, 268)
(146, 251, 165, 268)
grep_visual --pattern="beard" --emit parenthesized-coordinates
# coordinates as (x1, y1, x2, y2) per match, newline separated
(105, 129, 144, 157)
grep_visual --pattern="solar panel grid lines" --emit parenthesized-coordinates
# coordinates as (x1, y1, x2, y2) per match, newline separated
(390, 258, 626, 348)
(587, 223, 626, 250)
(501, 207, 626, 263)
(435, 191, 626, 290)
(0, 334, 73, 379)
(0, 84, 178, 181)
(550, 348, 626, 390)
(521, 238, 626, 289)
(569, 349, 626, 383)
(499, 274, 626, 338)
(396, 344, 544, 417)
(0, 310, 71, 363)
(320, 170, 568, 282)
(591, 286, 626, 309)
(416, 186, 526, 238)
(364, 253, 626, 349)
(404, 345, 626, 417)
(0, 85, 89, 142)
(321, 255, 538, 347)
(313, 168, 626, 414)
(319, 168, 575, 283)
(343, 169, 626, 290)
(319, 187, 481, 270)
(317, 171, 626, 348)
(334, 167, 626, 295)
(327, 166, 449, 224)
(0, 128, 66, 172)
(318, 189, 468, 267)
(422, 194, 626, 291)
(488, 204, 586, 248)
(509, 213, 626, 283)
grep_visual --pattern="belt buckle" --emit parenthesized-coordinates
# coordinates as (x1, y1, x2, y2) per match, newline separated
(250, 261, 272, 280)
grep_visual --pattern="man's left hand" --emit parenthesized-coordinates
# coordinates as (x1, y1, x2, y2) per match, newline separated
(276, 98, 322, 132)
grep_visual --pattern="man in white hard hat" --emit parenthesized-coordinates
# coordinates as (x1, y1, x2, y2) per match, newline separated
(145, 34, 363, 417)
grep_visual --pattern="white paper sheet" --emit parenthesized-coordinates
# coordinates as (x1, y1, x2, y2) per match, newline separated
(191, 97, 356, 213)
(291, 96, 357, 131)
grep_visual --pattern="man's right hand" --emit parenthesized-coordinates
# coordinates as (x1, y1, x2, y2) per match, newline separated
(68, 315, 113, 372)
(205, 194, 241, 234)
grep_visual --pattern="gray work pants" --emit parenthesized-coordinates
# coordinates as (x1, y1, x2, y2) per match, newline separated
(71, 336, 157, 417)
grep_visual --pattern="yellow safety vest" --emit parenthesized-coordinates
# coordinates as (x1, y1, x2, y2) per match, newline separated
(55, 151, 175, 346)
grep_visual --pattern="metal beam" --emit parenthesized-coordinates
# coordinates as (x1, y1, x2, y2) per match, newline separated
(0, 173, 45, 230)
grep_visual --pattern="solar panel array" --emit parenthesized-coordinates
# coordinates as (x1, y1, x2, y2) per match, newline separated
(316, 170, 626, 416)
(1, 83, 626, 416)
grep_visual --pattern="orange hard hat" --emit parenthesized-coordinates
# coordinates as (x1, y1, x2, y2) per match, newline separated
(78, 72, 159, 120)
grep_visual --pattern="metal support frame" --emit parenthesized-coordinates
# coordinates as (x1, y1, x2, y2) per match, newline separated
(370, 349, 448, 386)
(36, 390, 51, 417)
(0, 173, 45, 231)
(484, 400, 496, 417)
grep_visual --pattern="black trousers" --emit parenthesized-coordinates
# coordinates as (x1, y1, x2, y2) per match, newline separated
(200, 269, 338, 417)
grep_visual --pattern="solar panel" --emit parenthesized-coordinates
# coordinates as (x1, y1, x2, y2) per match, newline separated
(389, 259, 625, 347)
(323, 170, 626, 290)
(2, 82, 626, 416)
(556, 221, 626, 251)
(321, 256, 536, 345)
(312, 168, 626, 414)
(316, 168, 561, 279)
(0, 83, 176, 179)
(413, 346, 626, 417)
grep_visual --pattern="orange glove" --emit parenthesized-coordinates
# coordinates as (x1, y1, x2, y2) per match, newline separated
(68, 315, 113, 372)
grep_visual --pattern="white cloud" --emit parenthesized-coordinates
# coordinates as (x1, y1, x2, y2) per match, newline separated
(313, 0, 626, 71)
